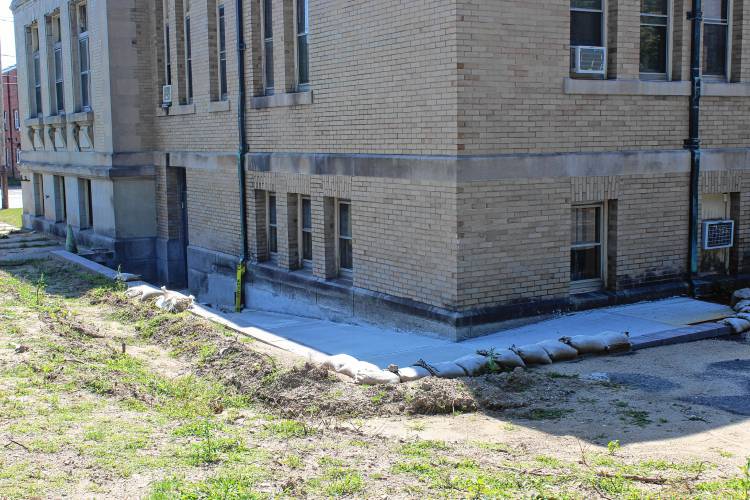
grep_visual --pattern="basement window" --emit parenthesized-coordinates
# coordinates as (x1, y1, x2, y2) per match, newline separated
(267, 192, 278, 257)
(337, 200, 352, 277)
(571, 204, 605, 293)
(299, 196, 312, 268)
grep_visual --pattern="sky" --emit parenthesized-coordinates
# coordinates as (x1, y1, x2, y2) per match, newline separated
(1, 0, 15, 70)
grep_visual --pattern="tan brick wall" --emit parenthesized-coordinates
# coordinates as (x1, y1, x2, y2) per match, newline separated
(185, 163, 241, 255)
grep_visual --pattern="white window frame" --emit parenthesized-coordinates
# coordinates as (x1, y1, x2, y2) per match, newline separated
(295, 0, 309, 90)
(266, 191, 278, 262)
(14, 110, 20, 130)
(262, 0, 274, 95)
(77, 2, 92, 111)
(217, 3, 228, 101)
(297, 194, 312, 269)
(570, 203, 607, 295)
(639, 0, 673, 81)
(702, 0, 733, 82)
(570, 1, 608, 53)
(184, 14, 193, 104)
(335, 199, 353, 278)
(16, 148, 21, 165)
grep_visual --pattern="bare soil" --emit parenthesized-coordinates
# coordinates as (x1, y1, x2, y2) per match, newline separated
(1, 257, 749, 499)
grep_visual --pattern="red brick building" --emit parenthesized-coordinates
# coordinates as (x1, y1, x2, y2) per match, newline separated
(2, 66, 21, 180)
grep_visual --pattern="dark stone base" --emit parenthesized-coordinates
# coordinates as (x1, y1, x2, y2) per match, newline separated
(28, 217, 157, 282)
(184, 244, 742, 341)
(156, 238, 187, 288)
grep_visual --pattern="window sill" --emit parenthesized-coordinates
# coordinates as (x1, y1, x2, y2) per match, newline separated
(564, 78, 690, 96)
(703, 83, 750, 97)
(250, 90, 313, 109)
(43, 114, 67, 126)
(208, 99, 231, 113)
(24, 117, 44, 127)
(68, 111, 94, 123)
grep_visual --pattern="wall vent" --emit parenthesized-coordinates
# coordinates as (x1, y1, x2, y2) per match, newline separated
(703, 220, 735, 250)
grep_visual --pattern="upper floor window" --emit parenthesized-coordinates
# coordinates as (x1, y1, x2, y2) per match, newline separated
(14, 110, 20, 130)
(78, 2, 92, 110)
(263, 0, 274, 95)
(185, 15, 194, 103)
(218, 4, 228, 100)
(640, 0, 670, 79)
(570, 0, 604, 48)
(703, 0, 729, 79)
(27, 25, 42, 117)
(296, 0, 309, 89)
(50, 14, 65, 113)
(165, 23, 172, 86)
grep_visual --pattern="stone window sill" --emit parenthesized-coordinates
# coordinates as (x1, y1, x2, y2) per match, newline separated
(564, 78, 750, 97)
(43, 114, 67, 126)
(703, 83, 750, 97)
(250, 90, 313, 109)
(564, 78, 690, 96)
(68, 111, 94, 123)
(208, 99, 231, 113)
(24, 116, 44, 127)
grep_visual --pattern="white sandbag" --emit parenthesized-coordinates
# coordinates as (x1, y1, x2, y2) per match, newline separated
(734, 299, 750, 312)
(398, 366, 431, 382)
(322, 354, 358, 373)
(721, 317, 750, 334)
(560, 335, 608, 355)
(538, 339, 579, 361)
(735, 312, 750, 322)
(732, 288, 750, 305)
(125, 287, 144, 298)
(140, 288, 166, 302)
(488, 349, 526, 370)
(595, 331, 631, 351)
(511, 344, 552, 365)
(354, 368, 400, 385)
(454, 354, 489, 376)
(115, 272, 141, 283)
(430, 362, 468, 379)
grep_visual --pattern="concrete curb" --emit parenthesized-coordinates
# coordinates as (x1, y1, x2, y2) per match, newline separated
(629, 322, 734, 350)
(50, 249, 738, 374)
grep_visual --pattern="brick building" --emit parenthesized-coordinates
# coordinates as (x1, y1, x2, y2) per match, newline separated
(10, 0, 750, 339)
(3, 66, 22, 180)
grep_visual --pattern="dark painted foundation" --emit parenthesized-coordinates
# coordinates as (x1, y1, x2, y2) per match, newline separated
(182, 245, 747, 341)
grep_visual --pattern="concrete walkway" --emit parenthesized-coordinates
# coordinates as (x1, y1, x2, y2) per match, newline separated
(205, 297, 733, 368)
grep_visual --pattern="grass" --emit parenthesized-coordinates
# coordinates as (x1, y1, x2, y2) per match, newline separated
(0, 208, 22, 228)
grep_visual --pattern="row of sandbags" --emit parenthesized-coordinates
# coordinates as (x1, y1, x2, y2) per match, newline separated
(320, 330, 632, 385)
(125, 284, 195, 313)
(721, 288, 750, 334)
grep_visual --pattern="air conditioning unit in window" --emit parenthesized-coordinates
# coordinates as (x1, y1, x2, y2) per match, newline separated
(570, 46, 607, 76)
(703, 220, 735, 250)
(162, 85, 173, 107)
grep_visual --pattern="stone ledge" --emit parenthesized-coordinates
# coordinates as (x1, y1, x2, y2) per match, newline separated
(68, 111, 94, 123)
(43, 114, 67, 126)
(208, 99, 231, 113)
(564, 78, 691, 96)
(703, 83, 750, 97)
(251, 90, 313, 109)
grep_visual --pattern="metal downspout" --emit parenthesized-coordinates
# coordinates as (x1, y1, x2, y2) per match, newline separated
(235, 0, 249, 311)
(686, 0, 703, 295)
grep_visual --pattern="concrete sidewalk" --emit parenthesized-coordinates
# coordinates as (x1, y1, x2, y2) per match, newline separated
(207, 297, 733, 368)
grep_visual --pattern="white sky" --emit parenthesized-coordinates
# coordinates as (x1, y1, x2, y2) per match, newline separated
(1, 0, 16, 70)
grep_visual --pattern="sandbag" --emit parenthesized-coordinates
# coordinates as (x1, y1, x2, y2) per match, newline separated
(322, 354, 358, 373)
(125, 287, 145, 298)
(721, 317, 750, 334)
(454, 354, 489, 376)
(340, 360, 381, 378)
(398, 366, 431, 382)
(538, 339, 579, 361)
(560, 335, 608, 355)
(140, 288, 166, 302)
(485, 349, 526, 370)
(595, 331, 631, 352)
(156, 292, 195, 313)
(735, 312, 750, 322)
(734, 299, 750, 312)
(115, 272, 141, 283)
(732, 288, 750, 306)
(511, 344, 552, 365)
(430, 362, 468, 379)
(354, 368, 400, 385)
